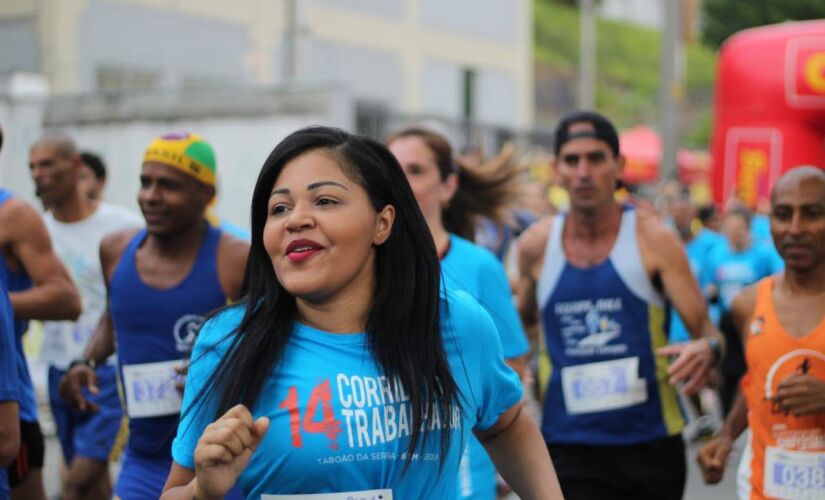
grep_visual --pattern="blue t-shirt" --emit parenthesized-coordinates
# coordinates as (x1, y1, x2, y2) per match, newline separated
(706, 241, 781, 312)
(442, 234, 529, 359)
(669, 229, 725, 343)
(219, 218, 251, 242)
(750, 215, 784, 272)
(0, 280, 19, 498)
(172, 290, 522, 498)
(750, 214, 771, 244)
(443, 235, 527, 499)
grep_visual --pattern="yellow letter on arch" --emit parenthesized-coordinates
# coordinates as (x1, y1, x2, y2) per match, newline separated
(803, 52, 825, 94)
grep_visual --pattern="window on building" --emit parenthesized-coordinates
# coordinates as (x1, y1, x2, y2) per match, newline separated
(181, 73, 234, 89)
(96, 65, 160, 92)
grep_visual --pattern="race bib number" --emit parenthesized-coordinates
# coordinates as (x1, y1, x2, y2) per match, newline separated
(122, 360, 183, 418)
(764, 446, 825, 499)
(263, 489, 392, 500)
(561, 357, 647, 415)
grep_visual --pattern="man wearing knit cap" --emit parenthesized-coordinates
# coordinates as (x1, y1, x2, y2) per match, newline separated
(60, 132, 249, 499)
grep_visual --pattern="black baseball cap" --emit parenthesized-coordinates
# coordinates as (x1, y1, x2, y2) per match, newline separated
(553, 110, 620, 157)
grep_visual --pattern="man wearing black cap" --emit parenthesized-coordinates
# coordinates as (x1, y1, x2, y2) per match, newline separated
(516, 110, 724, 498)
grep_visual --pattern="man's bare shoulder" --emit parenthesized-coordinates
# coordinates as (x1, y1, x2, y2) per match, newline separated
(635, 209, 671, 237)
(216, 232, 250, 300)
(0, 197, 42, 233)
(518, 216, 554, 265)
(0, 198, 56, 256)
(100, 228, 141, 262)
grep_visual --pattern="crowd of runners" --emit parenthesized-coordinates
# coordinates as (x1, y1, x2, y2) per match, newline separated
(0, 108, 822, 500)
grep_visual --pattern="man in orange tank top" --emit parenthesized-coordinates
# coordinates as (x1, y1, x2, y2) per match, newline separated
(698, 165, 825, 499)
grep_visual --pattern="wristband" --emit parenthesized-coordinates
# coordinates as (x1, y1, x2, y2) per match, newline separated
(706, 337, 722, 363)
(68, 357, 97, 371)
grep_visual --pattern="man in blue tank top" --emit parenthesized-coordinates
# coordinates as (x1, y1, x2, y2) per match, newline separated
(516, 110, 725, 499)
(0, 125, 82, 500)
(59, 133, 249, 500)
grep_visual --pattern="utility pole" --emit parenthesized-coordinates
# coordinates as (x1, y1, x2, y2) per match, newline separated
(283, 0, 297, 82)
(659, 0, 684, 182)
(578, 0, 596, 109)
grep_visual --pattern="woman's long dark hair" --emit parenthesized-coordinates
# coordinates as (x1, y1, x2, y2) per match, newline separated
(387, 127, 525, 240)
(191, 126, 460, 467)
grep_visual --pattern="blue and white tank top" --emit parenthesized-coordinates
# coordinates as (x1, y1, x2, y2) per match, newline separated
(109, 225, 227, 457)
(537, 207, 684, 445)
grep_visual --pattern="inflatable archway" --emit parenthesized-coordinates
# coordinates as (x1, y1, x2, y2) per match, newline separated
(711, 20, 825, 208)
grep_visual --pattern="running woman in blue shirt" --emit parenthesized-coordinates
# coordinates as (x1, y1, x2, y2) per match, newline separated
(387, 128, 530, 499)
(59, 133, 249, 500)
(160, 127, 562, 499)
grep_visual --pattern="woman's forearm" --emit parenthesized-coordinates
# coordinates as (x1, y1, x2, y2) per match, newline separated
(479, 406, 564, 499)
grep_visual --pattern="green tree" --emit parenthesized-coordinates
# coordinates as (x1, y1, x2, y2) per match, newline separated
(703, 0, 825, 48)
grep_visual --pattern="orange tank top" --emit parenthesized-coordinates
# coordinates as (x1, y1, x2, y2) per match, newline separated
(742, 276, 825, 499)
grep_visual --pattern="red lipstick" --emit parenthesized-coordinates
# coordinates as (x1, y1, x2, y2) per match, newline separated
(286, 238, 324, 263)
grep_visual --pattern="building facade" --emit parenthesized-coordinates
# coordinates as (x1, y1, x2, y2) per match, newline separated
(0, 0, 533, 129)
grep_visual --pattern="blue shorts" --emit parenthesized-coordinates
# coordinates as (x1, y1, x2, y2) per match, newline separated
(48, 365, 124, 463)
(114, 449, 171, 500)
(115, 449, 246, 499)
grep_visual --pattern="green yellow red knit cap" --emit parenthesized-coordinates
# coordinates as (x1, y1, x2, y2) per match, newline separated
(143, 132, 216, 186)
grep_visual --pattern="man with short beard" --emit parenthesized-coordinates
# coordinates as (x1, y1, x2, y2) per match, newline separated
(698, 166, 825, 500)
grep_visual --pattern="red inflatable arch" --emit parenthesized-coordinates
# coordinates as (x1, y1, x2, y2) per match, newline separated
(711, 20, 825, 208)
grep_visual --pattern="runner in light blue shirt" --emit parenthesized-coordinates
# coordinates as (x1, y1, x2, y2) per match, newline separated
(670, 228, 725, 343)
(160, 127, 561, 499)
(388, 128, 530, 500)
(707, 206, 782, 414)
(173, 290, 522, 497)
